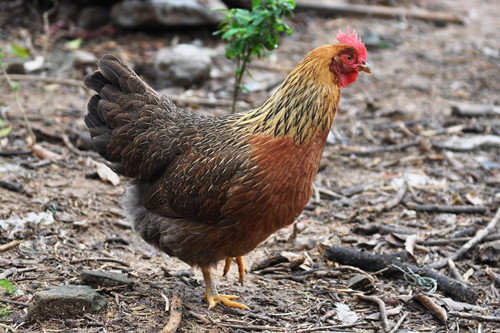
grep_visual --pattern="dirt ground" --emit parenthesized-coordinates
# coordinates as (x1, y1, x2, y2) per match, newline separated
(1, 0, 500, 332)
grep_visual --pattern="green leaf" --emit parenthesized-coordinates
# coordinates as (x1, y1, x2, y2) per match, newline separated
(0, 279, 16, 295)
(66, 38, 83, 50)
(0, 125, 12, 138)
(0, 306, 11, 317)
(10, 42, 30, 59)
(12, 82, 19, 91)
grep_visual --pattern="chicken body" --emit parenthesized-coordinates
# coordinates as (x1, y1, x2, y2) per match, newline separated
(84, 37, 370, 309)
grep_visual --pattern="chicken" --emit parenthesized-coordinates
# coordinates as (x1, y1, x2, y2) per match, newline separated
(84, 28, 371, 310)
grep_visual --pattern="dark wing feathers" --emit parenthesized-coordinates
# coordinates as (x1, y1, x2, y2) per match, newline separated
(84, 54, 252, 222)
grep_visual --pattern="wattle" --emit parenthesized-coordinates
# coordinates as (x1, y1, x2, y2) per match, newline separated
(340, 71, 359, 87)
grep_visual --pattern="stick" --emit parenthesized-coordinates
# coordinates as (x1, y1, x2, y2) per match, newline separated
(69, 257, 130, 267)
(448, 311, 500, 323)
(339, 140, 419, 156)
(389, 312, 408, 333)
(8, 74, 84, 87)
(427, 207, 500, 269)
(0, 240, 25, 252)
(372, 181, 408, 213)
(406, 203, 488, 214)
(294, 2, 464, 24)
(451, 103, 500, 117)
(161, 283, 185, 333)
(324, 246, 478, 303)
(357, 295, 390, 332)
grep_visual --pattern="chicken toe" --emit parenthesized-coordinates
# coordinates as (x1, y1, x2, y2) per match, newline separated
(203, 267, 249, 310)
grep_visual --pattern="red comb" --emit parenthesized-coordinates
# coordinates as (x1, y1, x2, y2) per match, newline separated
(337, 27, 367, 61)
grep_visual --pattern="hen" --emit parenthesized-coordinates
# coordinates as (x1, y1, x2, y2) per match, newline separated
(84, 28, 371, 310)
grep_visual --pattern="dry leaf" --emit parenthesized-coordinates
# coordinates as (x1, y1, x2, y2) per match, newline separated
(93, 161, 120, 186)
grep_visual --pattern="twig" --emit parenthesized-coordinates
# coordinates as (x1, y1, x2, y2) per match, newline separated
(0, 240, 25, 252)
(70, 257, 129, 267)
(448, 311, 500, 323)
(339, 140, 419, 156)
(451, 103, 500, 117)
(0, 298, 30, 307)
(1, 65, 35, 145)
(294, 1, 464, 24)
(372, 180, 408, 213)
(0, 322, 17, 333)
(218, 323, 286, 331)
(161, 283, 185, 333)
(427, 207, 500, 269)
(0, 179, 25, 193)
(406, 203, 488, 214)
(389, 312, 408, 333)
(447, 259, 464, 282)
(357, 294, 390, 332)
(8, 74, 84, 87)
(414, 294, 447, 325)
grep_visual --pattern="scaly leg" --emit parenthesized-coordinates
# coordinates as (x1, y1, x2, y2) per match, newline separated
(202, 267, 249, 310)
(222, 257, 247, 285)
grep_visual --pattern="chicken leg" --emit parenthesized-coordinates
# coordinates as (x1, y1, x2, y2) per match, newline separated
(202, 267, 249, 310)
(223, 257, 247, 285)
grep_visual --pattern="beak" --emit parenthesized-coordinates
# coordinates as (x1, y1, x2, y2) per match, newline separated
(358, 62, 372, 74)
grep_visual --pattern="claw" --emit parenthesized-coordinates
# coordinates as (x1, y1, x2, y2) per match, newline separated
(203, 266, 249, 311)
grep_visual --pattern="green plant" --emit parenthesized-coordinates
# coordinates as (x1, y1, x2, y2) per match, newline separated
(215, 0, 295, 113)
(0, 279, 16, 295)
(0, 306, 11, 317)
(0, 47, 35, 145)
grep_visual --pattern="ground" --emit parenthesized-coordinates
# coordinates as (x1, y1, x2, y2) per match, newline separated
(1, 0, 500, 332)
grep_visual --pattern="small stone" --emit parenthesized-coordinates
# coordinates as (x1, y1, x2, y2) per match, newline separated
(81, 270, 135, 288)
(478, 240, 500, 266)
(294, 236, 317, 251)
(26, 285, 107, 322)
(72, 50, 98, 66)
(154, 44, 214, 87)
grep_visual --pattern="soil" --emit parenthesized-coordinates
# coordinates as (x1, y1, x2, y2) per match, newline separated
(1, 0, 499, 332)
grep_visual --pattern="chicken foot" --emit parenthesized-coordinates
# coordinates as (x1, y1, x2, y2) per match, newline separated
(223, 256, 247, 285)
(202, 267, 249, 310)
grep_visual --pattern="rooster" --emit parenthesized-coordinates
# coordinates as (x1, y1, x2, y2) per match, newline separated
(84, 28, 371, 310)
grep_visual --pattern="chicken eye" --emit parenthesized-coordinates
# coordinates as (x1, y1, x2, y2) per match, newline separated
(345, 54, 353, 62)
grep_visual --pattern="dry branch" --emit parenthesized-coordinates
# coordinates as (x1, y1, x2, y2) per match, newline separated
(294, 1, 464, 24)
(340, 140, 419, 156)
(448, 311, 500, 323)
(405, 203, 488, 214)
(161, 283, 185, 333)
(427, 207, 500, 269)
(324, 246, 478, 303)
(451, 103, 500, 117)
(356, 295, 390, 332)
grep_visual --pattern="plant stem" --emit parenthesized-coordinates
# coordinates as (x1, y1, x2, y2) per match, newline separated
(231, 49, 251, 114)
(1, 66, 36, 145)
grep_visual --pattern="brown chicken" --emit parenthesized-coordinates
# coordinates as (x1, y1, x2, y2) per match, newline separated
(84, 28, 371, 310)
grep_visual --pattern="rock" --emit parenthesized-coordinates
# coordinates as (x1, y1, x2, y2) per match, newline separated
(26, 285, 107, 322)
(72, 50, 98, 66)
(112, 0, 226, 28)
(78, 6, 111, 30)
(81, 270, 135, 288)
(154, 44, 215, 87)
(294, 236, 317, 251)
(478, 240, 500, 266)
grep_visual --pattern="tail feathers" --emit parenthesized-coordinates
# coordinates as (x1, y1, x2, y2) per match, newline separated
(84, 55, 160, 165)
